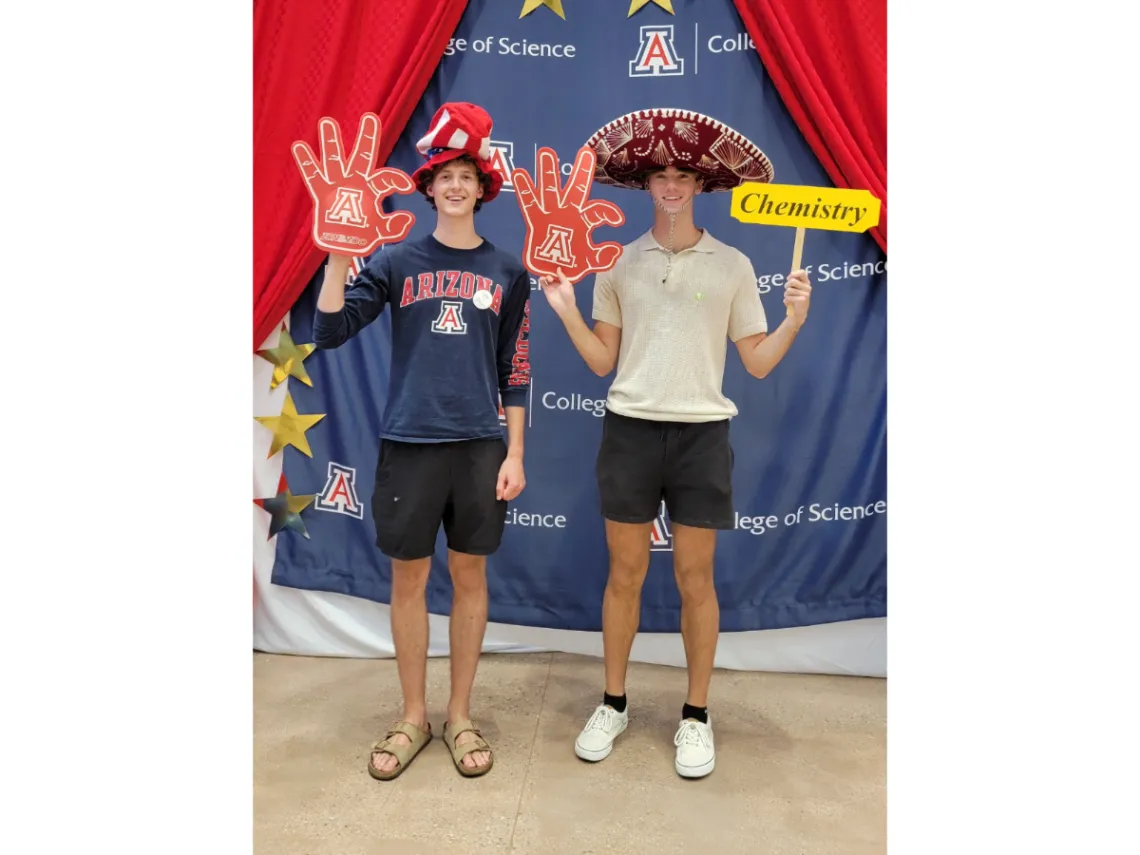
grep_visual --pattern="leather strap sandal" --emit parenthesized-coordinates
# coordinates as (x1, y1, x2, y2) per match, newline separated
(367, 720, 432, 781)
(443, 718, 494, 778)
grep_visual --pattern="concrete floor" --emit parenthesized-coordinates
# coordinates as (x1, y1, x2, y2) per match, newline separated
(254, 651, 885, 854)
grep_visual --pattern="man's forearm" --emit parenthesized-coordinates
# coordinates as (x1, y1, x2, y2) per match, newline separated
(504, 406, 525, 459)
(556, 307, 615, 377)
(316, 254, 352, 313)
(744, 319, 802, 379)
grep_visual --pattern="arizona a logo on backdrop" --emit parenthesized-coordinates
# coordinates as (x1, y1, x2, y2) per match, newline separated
(315, 462, 364, 520)
(649, 500, 673, 551)
(487, 141, 516, 193)
(630, 25, 684, 77)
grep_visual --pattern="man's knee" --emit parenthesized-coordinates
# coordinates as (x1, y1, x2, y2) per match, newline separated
(448, 551, 487, 597)
(392, 558, 431, 599)
(605, 521, 652, 597)
(674, 559, 715, 602)
(672, 522, 717, 602)
(607, 551, 649, 598)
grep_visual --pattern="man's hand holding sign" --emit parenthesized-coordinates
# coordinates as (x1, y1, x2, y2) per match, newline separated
(292, 113, 417, 256)
(511, 146, 626, 311)
(731, 183, 882, 323)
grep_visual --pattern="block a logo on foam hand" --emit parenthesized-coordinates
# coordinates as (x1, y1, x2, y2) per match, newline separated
(630, 25, 684, 77)
(534, 225, 577, 270)
(325, 187, 369, 228)
(314, 462, 364, 520)
(487, 141, 516, 193)
(649, 500, 673, 551)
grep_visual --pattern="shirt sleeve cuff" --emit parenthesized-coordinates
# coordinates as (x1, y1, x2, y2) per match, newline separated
(729, 320, 768, 342)
(313, 307, 344, 335)
(500, 388, 528, 409)
(592, 309, 622, 327)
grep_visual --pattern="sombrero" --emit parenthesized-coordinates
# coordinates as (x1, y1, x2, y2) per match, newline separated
(411, 102, 503, 203)
(585, 108, 774, 193)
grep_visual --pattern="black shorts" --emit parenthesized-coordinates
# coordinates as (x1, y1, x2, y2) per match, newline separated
(595, 409, 735, 530)
(372, 437, 508, 560)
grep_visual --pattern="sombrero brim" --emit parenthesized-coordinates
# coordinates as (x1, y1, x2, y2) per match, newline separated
(412, 149, 503, 203)
(585, 108, 774, 193)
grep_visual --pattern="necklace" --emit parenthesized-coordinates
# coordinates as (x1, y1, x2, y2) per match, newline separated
(654, 195, 693, 284)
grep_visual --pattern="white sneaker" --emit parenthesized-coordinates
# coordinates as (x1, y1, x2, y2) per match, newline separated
(574, 703, 629, 762)
(673, 716, 715, 778)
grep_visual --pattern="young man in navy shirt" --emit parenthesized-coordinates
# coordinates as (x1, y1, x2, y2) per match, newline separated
(313, 103, 531, 780)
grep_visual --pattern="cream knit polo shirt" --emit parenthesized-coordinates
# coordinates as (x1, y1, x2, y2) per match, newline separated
(592, 228, 768, 423)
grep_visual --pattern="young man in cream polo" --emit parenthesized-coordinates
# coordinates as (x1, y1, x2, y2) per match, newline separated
(539, 108, 812, 779)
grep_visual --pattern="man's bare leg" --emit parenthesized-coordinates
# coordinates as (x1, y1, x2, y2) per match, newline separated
(602, 520, 654, 696)
(371, 557, 431, 774)
(446, 549, 491, 771)
(672, 523, 719, 709)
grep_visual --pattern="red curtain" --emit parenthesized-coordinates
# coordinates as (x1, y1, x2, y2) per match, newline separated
(733, 0, 886, 254)
(253, 0, 470, 350)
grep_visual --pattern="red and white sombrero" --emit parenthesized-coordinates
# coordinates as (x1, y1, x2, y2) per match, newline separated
(411, 102, 504, 203)
(585, 108, 774, 193)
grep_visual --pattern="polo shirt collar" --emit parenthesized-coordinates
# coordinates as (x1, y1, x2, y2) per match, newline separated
(636, 228, 719, 254)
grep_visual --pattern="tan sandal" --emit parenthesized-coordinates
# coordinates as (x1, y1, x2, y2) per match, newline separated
(367, 720, 432, 781)
(443, 718, 494, 778)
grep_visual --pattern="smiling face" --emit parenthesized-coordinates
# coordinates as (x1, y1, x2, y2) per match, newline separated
(645, 165, 703, 214)
(427, 156, 487, 217)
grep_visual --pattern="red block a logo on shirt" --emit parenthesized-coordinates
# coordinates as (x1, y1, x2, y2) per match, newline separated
(432, 301, 468, 335)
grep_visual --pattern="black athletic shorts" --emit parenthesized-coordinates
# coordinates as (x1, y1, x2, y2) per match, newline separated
(595, 409, 735, 530)
(372, 437, 508, 560)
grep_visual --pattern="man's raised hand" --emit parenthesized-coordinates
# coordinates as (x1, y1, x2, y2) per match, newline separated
(512, 146, 625, 285)
(537, 267, 578, 317)
(292, 113, 416, 256)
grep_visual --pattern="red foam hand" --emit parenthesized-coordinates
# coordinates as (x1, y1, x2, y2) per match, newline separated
(292, 113, 416, 257)
(512, 146, 625, 285)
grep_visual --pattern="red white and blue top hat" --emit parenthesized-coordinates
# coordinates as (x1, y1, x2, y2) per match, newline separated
(411, 102, 504, 203)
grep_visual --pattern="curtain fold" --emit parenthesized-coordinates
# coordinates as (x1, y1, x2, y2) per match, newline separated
(733, 0, 886, 254)
(253, 0, 470, 349)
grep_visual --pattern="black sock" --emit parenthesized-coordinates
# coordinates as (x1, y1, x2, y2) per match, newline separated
(682, 703, 708, 724)
(603, 692, 627, 713)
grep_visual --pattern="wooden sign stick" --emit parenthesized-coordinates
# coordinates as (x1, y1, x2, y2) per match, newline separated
(788, 226, 805, 317)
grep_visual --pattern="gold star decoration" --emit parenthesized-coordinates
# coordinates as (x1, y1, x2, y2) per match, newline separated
(629, 0, 674, 16)
(255, 392, 326, 458)
(520, 0, 565, 19)
(254, 474, 316, 539)
(257, 323, 316, 389)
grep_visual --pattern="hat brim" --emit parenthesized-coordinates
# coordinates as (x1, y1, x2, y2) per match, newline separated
(585, 108, 774, 193)
(412, 149, 503, 204)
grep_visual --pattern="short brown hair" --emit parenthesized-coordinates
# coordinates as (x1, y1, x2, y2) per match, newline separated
(642, 165, 703, 188)
(418, 154, 496, 213)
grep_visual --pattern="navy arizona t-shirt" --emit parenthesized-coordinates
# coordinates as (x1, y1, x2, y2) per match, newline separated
(313, 233, 532, 442)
